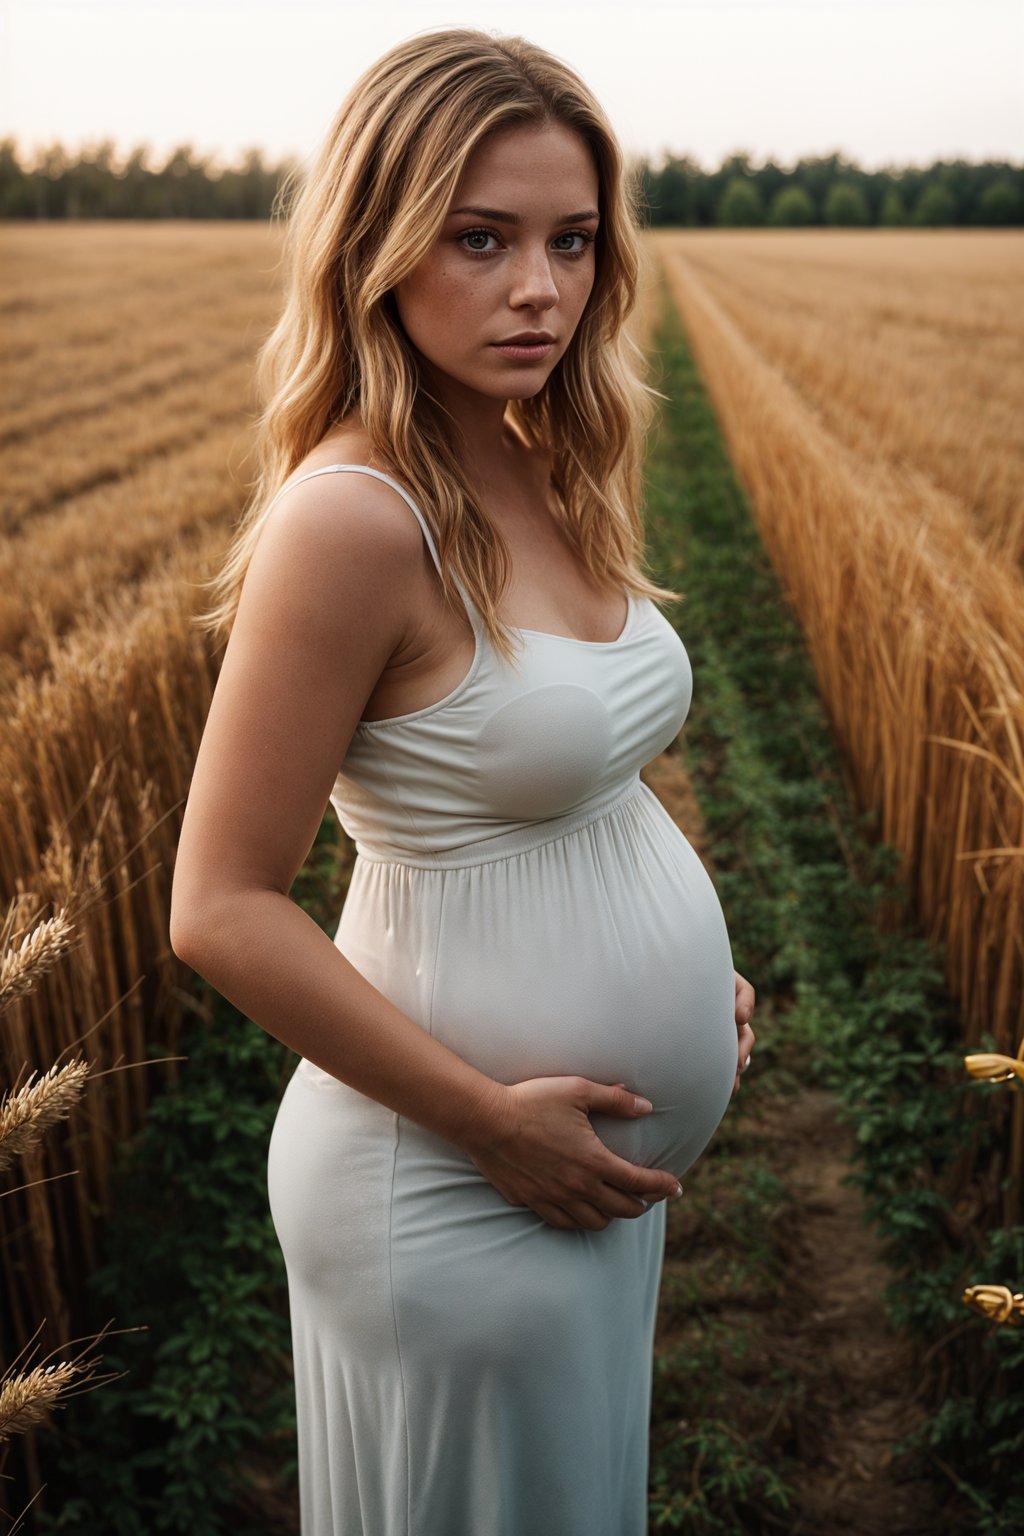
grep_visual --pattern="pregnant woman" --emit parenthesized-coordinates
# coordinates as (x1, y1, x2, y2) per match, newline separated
(170, 27, 757, 1536)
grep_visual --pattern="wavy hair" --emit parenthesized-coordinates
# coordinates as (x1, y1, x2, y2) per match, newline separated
(195, 27, 678, 663)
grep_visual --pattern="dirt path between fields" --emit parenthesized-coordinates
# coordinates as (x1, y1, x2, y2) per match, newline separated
(751, 1084, 951, 1535)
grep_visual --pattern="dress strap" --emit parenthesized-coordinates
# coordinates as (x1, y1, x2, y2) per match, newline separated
(266, 464, 449, 582)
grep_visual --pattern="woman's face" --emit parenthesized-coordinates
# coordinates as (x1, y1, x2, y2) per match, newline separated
(392, 121, 600, 408)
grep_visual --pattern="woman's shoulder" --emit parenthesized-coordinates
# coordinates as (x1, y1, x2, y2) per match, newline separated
(286, 420, 380, 482)
(262, 427, 426, 573)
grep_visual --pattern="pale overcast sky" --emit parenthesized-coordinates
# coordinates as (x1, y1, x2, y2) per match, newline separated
(1, 0, 1020, 173)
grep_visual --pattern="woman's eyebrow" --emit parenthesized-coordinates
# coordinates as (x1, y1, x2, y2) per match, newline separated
(447, 205, 600, 224)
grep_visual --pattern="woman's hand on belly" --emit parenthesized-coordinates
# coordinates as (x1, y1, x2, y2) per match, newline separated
(732, 970, 757, 1095)
(460, 1076, 684, 1232)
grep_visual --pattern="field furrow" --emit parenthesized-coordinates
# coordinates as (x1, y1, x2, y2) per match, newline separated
(0, 426, 248, 684)
(0, 354, 261, 532)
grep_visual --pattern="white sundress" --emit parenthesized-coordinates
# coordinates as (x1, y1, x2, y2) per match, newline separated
(266, 464, 739, 1536)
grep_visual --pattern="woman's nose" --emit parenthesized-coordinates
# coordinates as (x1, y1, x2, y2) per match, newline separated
(508, 245, 559, 309)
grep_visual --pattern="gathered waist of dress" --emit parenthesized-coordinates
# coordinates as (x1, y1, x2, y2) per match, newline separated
(349, 774, 648, 870)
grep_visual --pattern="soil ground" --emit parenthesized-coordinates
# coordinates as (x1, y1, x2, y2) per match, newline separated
(752, 1083, 950, 1534)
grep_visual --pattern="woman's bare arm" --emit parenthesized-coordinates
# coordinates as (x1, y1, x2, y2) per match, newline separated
(169, 475, 503, 1144)
(169, 475, 681, 1227)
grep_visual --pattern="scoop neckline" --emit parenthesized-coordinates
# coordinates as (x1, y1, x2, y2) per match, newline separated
(514, 591, 635, 648)
(356, 591, 641, 731)
(299, 460, 636, 650)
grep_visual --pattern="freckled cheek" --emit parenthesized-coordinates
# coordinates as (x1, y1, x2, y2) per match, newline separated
(398, 271, 475, 355)
(559, 275, 595, 333)
(425, 266, 494, 329)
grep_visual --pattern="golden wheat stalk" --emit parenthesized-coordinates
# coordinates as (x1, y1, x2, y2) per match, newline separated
(0, 1360, 78, 1441)
(962, 1284, 1024, 1326)
(964, 1034, 1024, 1086)
(0, 905, 78, 1017)
(964, 1052, 1024, 1085)
(0, 1059, 91, 1174)
(0, 1317, 133, 1447)
(0, 892, 43, 952)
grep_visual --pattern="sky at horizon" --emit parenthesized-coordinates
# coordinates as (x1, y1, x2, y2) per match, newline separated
(1, 0, 1021, 175)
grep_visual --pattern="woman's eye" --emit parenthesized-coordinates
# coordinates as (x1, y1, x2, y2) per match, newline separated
(552, 231, 594, 254)
(459, 228, 500, 253)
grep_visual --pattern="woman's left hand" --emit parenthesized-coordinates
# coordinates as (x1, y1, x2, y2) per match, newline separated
(732, 970, 756, 1095)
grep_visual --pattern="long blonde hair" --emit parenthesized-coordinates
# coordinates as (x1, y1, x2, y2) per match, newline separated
(196, 27, 678, 663)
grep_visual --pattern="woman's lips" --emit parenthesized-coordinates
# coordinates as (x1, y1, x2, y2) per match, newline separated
(490, 340, 556, 362)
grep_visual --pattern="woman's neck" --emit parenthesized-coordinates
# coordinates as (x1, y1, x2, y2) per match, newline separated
(422, 370, 530, 489)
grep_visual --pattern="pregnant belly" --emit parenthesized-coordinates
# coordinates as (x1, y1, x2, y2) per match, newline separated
(421, 795, 739, 1182)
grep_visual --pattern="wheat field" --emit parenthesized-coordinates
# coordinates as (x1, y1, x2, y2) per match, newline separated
(0, 224, 285, 1372)
(654, 228, 1024, 1056)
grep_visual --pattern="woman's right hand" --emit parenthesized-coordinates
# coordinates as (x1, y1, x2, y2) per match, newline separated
(462, 1076, 682, 1231)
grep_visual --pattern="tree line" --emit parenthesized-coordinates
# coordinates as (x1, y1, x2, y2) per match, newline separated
(639, 150, 1023, 227)
(2, 137, 1021, 226)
